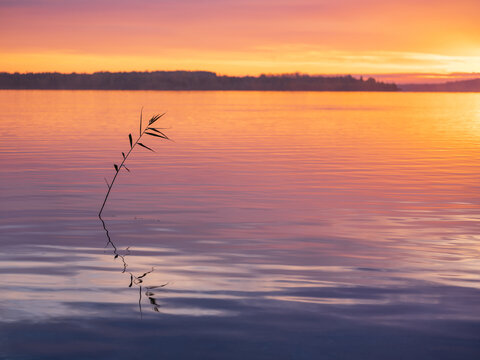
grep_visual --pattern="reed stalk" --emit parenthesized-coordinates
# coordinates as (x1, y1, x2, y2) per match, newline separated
(99, 110, 170, 217)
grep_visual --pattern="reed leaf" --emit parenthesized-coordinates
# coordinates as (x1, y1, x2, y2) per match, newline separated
(138, 142, 155, 152)
(145, 132, 168, 139)
(146, 283, 168, 291)
(147, 128, 170, 139)
(99, 110, 169, 217)
(137, 270, 152, 279)
(148, 112, 165, 125)
(149, 297, 158, 305)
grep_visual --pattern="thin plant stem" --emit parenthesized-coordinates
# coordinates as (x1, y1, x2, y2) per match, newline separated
(98, 111, 168, 217)
(97, 110, 170, 317)
(99, 127, 146, 216)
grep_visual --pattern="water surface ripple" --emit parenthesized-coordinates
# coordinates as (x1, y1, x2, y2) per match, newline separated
(1, 91, 479, 359)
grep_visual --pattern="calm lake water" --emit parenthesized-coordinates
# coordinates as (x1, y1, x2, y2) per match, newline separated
(1, 90, 479, 359)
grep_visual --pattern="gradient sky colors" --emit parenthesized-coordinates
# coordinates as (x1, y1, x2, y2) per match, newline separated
(1, 0, 479, 83)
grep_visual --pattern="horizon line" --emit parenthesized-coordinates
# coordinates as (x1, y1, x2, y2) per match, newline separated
(2, 70, 480, 85)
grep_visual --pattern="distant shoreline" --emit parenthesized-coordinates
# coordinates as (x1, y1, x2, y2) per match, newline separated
(0, 71, 398, 91)
(2, 71, 479, 92)
(399, 78, 480, 92)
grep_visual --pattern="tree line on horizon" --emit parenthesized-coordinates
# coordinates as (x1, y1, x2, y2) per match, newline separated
(0, 71, 399, 91)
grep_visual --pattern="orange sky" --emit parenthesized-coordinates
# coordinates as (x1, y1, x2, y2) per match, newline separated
(0, 0, 479, 83)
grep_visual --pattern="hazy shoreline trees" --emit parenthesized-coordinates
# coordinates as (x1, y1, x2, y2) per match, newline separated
(400, 78, 480, 92)
(0, 71, 398, 91)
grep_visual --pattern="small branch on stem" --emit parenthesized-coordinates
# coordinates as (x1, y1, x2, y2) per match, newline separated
(98, 111, 168, 217)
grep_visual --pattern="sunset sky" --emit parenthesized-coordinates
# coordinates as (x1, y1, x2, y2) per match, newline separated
(1, 0, 479, 83)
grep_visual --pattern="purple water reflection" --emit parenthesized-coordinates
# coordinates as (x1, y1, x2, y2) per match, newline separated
(0, 90, 479, 359)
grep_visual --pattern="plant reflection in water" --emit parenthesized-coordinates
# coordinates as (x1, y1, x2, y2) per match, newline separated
(98, 110, 171, 316)
(99, 214, 168, 316)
